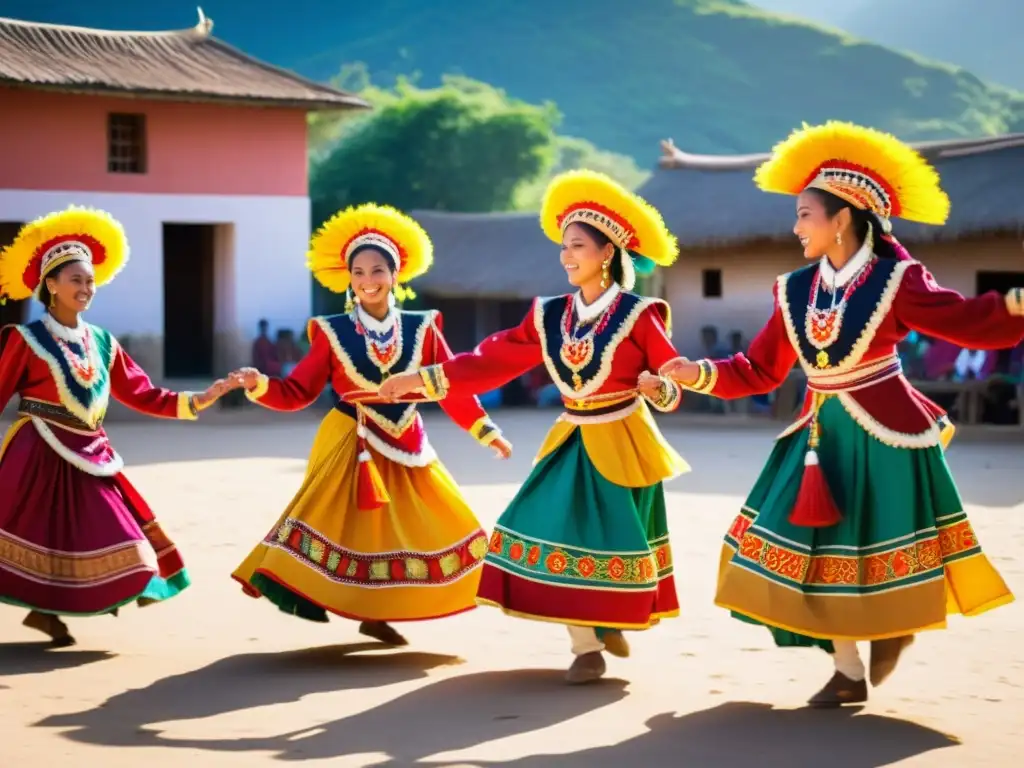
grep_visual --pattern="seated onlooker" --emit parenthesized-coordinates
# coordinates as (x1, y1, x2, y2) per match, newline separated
(276, 328, 302, 377)
(952, 348, 993, 382)
(252, 318, 281, 376)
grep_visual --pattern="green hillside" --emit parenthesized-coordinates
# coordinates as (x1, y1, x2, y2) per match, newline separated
(295, 0, 1023, 162)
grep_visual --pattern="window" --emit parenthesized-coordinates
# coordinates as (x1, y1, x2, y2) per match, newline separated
(701, 268, 722, 298)
(107, 113, 147, 174)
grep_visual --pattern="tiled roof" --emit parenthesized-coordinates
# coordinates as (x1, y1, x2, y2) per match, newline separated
(409, 210, 568, 300)
(644, 133, 1024, 246)
(0, 12, 369, 110)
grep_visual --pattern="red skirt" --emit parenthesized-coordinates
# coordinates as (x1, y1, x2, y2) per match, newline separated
(0, 418, 190, 616)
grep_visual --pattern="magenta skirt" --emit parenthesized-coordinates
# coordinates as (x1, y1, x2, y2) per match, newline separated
(0, 419, 190, 616)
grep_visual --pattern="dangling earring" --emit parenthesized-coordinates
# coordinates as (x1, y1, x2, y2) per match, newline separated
(344, 288, 354, 313)
(49, 292, 56, 308)
(600, 260, 611, 290)
(835, 231, 843, 246)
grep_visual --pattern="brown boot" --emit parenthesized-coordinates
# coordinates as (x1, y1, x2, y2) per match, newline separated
(869, 635, 915, 687)
(358, 621, 409, 646)
(602, 630, 631, 658)
(22, 611, 76, 648)
(565, 651, 606, 684)
(807, 671, 868, 708)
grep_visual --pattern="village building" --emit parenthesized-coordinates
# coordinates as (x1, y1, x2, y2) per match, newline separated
(0, 11, 367, 381)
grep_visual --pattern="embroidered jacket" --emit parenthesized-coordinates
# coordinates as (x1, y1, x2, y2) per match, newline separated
(684, 253, 1024, 448)
(246, 309, 501, 466)
(0, 319, 201, 477)
(416, 288, 684, 415)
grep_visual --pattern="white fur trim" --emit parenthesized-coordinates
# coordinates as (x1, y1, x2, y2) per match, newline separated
(30, 417, 123, 477)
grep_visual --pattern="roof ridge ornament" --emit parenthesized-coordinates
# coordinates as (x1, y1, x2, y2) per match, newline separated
(195, 6, 214, 36)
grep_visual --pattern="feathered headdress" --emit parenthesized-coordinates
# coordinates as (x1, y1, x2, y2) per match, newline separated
(0, 206, 129, 303)
(307, 204, 433, 301)
(753, 121, 950, 231)
(541, 170, 679, 290)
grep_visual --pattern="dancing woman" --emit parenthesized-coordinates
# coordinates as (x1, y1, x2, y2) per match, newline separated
(663, 122, 1023, 706)
(230, 204, 510, 646)
(381, 171, 688, 683)
(0, 207, 228, 646)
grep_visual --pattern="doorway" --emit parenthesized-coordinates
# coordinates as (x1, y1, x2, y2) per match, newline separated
(162, 224, 215, 377)
(0, 222, 28, 327)
(976, 270, 1024, 297)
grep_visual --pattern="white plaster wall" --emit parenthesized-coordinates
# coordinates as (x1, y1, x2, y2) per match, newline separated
(0, 189, 312, 377)
(663, 237, 1024, 359)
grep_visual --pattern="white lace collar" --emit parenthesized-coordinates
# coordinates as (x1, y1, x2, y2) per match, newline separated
(574, 283, 621, 324)
(356, 304, 396, 334)
(42, 312, 86, 343)
(819, 239, 873, 290)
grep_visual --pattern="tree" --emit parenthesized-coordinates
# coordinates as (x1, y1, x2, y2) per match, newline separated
(310, 75, 559, 226)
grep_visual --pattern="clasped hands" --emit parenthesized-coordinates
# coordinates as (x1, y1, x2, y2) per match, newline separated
(637, 359, 700, 395)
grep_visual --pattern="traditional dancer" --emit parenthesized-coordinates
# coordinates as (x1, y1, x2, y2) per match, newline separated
(662, 121, 1023, 706)
(380, 170, 688, 683)
(0, 206, 229, 646)
(230, 204, 510, 646)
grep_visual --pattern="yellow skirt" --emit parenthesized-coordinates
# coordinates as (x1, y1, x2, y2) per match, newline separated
(232, 409, 488, 622)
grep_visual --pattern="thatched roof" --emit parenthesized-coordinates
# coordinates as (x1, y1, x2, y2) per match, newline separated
(409, 210, 568, 299)
(644, 133, 1024, 247)
(0, 12, 368, 110)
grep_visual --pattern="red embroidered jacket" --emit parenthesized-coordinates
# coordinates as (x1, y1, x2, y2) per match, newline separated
(0, 320, 201, 476)
(416, 291, 684, 413)
(686, 257, 1024, 447)
(246, 310, 501, 466)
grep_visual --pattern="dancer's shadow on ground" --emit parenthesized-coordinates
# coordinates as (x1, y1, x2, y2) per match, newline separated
(439, 703, 959, 768)
(39, 656, 629, 763)
(0, 642, 115, 676)
(38, 641, 456, 740)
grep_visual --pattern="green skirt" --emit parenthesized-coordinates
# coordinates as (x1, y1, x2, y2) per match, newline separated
(715, 397, 1013, 649)
(477, 430, 679, 629)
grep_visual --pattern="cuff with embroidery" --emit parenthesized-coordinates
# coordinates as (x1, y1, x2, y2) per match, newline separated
(678, 358, 718, 394)
(1005, 287, 1024, 317)
(419, 365, 450, 400)
(176, 392, 199, 421)
(643, 376, 682, 412)
(245, 373, 270, 402)
(469, 416, 502, 446)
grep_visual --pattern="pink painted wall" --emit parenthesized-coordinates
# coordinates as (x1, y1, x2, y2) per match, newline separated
(0, 87, 309, 196)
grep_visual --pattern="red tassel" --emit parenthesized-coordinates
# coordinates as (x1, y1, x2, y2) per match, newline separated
(788, 449, 843, 528)
(356, 450, 390, 511)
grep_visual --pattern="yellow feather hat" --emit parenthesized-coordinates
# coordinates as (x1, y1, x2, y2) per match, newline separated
(753, 121, 950, 231)
(307, 204, 433, 300)
(0, 206, 129, 303)
(540, 170, 679, 268)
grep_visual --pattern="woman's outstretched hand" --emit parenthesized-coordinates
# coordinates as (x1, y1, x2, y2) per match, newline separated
(637, 371, 666, 400)
(228, 366, 262, 390)
(193, 377, 236, 410)
(659, 358, 701, 387)
(490, 435, 513, 460)
(379, 372, 422, 401)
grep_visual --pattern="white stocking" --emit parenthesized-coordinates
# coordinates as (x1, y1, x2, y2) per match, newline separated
(832, 640, 866, 681)
(566, 625, 605, 656)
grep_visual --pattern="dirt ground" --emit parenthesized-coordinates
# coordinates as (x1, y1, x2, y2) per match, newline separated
(1, 409, 1022, 767)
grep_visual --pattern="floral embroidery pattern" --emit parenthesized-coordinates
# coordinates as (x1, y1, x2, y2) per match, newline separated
(724, 510, 980, 590)
(486, 528, 672, 587)
(267, 519, 487, 587)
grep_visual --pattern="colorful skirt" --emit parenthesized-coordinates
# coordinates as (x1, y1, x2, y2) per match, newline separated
(715, 397, 1014, 650)
(232, 408, 488, 622)
(478, 401, 689, 629)
(0, 418, 190, 616)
